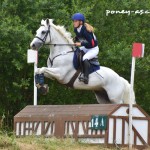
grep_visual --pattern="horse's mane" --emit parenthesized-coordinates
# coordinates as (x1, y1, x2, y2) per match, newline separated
(41, 19, 74, 44)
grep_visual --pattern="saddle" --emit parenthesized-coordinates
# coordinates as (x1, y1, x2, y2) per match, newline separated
(73, 47, 100, 74)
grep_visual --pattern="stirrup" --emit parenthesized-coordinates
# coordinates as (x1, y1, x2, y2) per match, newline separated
(78, 73, 84, 82)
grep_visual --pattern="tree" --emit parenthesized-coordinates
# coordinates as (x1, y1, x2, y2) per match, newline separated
(0, 0, 149, 129)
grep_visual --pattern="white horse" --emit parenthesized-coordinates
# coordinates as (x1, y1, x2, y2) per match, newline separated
(30, 19, 135, 104)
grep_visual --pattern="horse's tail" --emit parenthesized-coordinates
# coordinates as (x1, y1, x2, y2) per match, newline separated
(121, 77, 136, 104)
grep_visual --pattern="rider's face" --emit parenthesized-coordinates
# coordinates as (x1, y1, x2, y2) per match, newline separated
(73, 20, 82, 28)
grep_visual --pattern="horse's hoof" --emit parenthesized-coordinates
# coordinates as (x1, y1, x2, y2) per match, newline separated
(36, 83, 41, 89)
(39, 84, 49, 95)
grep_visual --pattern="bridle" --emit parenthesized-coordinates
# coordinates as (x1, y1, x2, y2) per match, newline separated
(34, 24, 75, 66)
(35, 24, 75, 47)
(35, 25, 51, 44)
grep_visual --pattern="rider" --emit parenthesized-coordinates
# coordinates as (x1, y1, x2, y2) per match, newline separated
(72, 13, 99, 84)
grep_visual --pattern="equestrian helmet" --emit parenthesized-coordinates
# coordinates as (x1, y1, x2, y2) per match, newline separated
(72, 13, 85, 22)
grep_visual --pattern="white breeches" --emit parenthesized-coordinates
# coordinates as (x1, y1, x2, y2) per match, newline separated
(80, 46, 99, 61)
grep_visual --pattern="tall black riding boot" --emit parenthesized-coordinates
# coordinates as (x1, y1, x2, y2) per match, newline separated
(83, 59, 90, 84)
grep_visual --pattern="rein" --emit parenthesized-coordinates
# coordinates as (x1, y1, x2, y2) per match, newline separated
(45, 43, 75, 46)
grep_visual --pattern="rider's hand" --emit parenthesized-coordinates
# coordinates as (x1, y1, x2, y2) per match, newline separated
(74, 42, 81, 47)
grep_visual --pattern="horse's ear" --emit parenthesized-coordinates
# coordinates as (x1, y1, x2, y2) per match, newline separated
(41, 19, 45, 25)
(46, 18, 49, 26)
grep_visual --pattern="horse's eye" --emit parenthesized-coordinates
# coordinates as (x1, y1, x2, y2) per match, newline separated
(42, 31, 46, 34)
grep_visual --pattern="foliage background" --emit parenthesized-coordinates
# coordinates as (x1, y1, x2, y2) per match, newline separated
(0, 0, 149, 129)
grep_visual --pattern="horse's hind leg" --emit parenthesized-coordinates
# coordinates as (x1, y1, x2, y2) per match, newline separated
(94, 89, 111, 104)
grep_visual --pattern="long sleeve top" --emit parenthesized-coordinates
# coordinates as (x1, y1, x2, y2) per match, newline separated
(74, 25, 98, 49)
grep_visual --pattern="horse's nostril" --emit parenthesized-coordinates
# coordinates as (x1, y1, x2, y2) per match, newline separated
(32, 44, 35, 48)
(31, 43, 36, 49)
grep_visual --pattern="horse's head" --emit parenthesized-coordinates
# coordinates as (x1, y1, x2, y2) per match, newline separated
(30, 19, 52, 50)
(30, 19, 74, 50)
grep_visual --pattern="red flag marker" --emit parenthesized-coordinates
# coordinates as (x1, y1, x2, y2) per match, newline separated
(132, 43, 145, 58)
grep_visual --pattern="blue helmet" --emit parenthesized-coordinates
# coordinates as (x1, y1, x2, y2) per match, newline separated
(72, 13, 85, 22)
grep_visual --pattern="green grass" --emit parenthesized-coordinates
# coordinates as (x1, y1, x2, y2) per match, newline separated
(0, 130, 148, 150)
(0, 133, 19, 149)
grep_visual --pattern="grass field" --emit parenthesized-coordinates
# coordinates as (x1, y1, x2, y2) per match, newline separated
(0, 131, 149, 150)
(0, 132, 118, 150)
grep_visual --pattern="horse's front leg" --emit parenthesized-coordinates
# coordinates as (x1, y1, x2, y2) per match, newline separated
(35, 67, 61, 95)
(36, 67, 61, 80)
